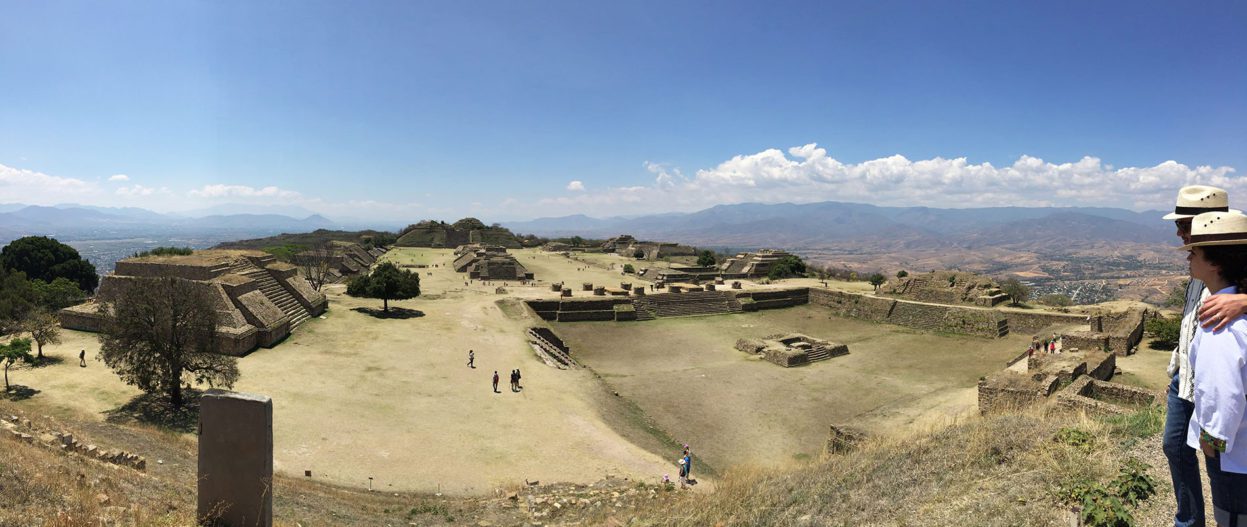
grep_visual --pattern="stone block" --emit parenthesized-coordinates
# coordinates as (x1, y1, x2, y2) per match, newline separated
(198, 390, 273, 527)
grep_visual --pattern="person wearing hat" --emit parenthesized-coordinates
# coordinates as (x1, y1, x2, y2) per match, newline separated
(1179, 210, 1247, 524)
(1162, 185, 1245, 527)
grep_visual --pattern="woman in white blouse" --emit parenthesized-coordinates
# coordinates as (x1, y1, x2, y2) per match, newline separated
(1182, 210, 1247, 525)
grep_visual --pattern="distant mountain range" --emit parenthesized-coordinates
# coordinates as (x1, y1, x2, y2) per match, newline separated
(502, 202, 1175, 251)
(0, 203, 338, 243)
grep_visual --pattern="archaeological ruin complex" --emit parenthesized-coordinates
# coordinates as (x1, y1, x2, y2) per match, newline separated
(453, 244, 534, 280)
(880, 270, 1009, 307)
(600, 234, 697, 260)
(296, 241, 386, 283)
(59, 250, 329, 356)
(718, 250, 797, 278)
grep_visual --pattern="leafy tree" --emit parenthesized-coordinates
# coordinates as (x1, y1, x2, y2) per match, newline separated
(1146, 317, 1181, 350)
(868, 273, 887, 292)
(896, 270, 908, 279)
(0, 236, 99, 292)
(0, 268, 37, 335)
(766, 255, 808, 280)
(131, 246, 194, 258)
(623, 264, 635, 274)
(696, 250, 717, 268)
(1, 337, 34, 391)
(1001, 278, 1031, 306)
(346, 262, 421, 312)
(633, 248, 646, 259)
(570, 236, 585, 248)
(22, 309, 60, 360)
(98, 277, 238, 408)
(31, 277, 85, 311)
(1040, 294, 1073, 307)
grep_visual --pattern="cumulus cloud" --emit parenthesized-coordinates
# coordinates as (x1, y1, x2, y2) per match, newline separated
(0, 163, 95, 203)
(535, 144, 1240, 215)
(189, 184, 302, 199)
(108, 174, 130, 182)
(566, 180, 585, 191)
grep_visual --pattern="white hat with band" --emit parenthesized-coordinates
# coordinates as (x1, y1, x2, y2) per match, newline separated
(1178, 211, 1247, 250)
(1163, 185, 1232, 220)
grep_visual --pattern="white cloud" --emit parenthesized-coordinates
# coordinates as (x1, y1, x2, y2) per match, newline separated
(189, 184, 302, 199)
(532, 144, 1241, 215)
(115, 184, 169, 197)
(0, 163, 96, 203)
(108, 174, 130, 182)
(566, 180, 586, 191)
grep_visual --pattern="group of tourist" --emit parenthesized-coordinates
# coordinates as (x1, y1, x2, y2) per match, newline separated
(1160, 185, 1247, 526)
(1027, 334, 1062, 357)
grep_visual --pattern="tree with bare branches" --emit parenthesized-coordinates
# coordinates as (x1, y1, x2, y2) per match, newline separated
(23, 308, 60, 360)
(98, 277, 238, 408)
(295, 245, 335, 292)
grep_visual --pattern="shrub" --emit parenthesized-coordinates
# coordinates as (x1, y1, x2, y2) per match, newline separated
(1145, 317, 1179, 350)
(1040, 294, 1073, 307)
(623, 264, 635, 274)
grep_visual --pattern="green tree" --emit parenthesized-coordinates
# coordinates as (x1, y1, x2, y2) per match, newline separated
(633, 248, 646, 259)
(868, 273, 887, 292)
(697, 250, 717, 268)
(623, 264, 635, 274)
(22, 309, 60, 360)
(0, 236, 99, 292)
(132, 247, 194, 258)
(1164, 280, 1188, 308)
(1, 337, 34, 391)
(30, 277, 85, 311)
(98, 277, 238, 408)
(1001, 278, 1031, 306)
(569, 236, 585, 248)
(347, 262, 421, 312)
(0, 268, 38, 335)
(1040, 294, 1073, 307)
(766, 255, 808, 280)
(1146, 317, 1181, 350)
(896, 270, 908, 279)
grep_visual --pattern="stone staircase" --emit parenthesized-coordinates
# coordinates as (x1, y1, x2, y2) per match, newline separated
(806, 344, 835, 363)
(527, 328, 577, 368)
(632, 291, 743, 319)
(228, 258, 313, 328)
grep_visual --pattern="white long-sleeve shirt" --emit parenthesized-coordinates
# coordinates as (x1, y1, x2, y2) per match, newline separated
(1169, 278, 1208, 402)
(1187, 285, 1247, 473)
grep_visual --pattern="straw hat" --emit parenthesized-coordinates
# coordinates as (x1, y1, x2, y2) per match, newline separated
(1163, 185, 1231, 220)
(1178, 211, 1247, 249)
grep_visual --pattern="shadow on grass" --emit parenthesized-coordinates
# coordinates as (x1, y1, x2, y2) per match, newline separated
(104, 390, 202, 433)
(30, 355, 65, 369)
(1148, 340, 1177, 351)
(351, 307, 425, 319)
(2, 385, 40, 401)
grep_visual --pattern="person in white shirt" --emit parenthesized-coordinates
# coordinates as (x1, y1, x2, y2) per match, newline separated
(1181, 210, 1247, 525)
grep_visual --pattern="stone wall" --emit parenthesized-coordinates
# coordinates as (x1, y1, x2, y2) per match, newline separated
(1062, 331, 1110, 353)
(736, 288, 810, 312)
(808, 288, 1002, 338)
(977, 371, 1060, 415)
(1056, 377, 1156, 416)
(1005, 311, 1088, 334)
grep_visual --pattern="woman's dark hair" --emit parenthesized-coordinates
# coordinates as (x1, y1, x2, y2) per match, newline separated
(1199, 245, 1247, 291)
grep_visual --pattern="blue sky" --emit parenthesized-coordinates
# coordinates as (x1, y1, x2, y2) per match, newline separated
(1, 1, 1245, 223)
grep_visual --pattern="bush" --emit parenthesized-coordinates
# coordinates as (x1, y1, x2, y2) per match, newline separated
(633, 249, 646, 259)
(697, 250, 717, 268)
(622, 264, 635, 274)
(1001, 278, 1030, 306)
(131, 246, 193, 258)
(1040, 294, 1073, 307)
(1145, 317, 1180, 350)
(766, 255, 807, 280)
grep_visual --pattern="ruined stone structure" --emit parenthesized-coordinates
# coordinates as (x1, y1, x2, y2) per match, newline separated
(881, 271, 1009, 307)
(526, 327, 578, 368)
(976, 349, 1154, 415)
(452, 245, 533, 280)
(735, 333, 848, 367)
(295, 241, 385, 284)
(396, 220, 521, 248)
(638, 265, 721, 283)
(601, 234, 697, 260)
(525, 287, 811, 322)
(719, 250, 796, 278)
(59, 250, 327, 356)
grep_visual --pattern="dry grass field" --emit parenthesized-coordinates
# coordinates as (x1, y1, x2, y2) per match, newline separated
(552, 307, 1035, 472)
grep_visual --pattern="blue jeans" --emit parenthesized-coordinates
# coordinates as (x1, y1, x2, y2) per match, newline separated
(1206, 452, 1247, 526)
(1164, 373, 1204, 527)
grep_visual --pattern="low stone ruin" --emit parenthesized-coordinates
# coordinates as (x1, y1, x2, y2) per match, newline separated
(977, 348, 1154, 415)
(881, 270, 1009, 307)
(295, 241, 385, 284)
(452, 244, 533, 280)
(718, 250, 796, 279)
(736, 333, 848, 367)
(1, 414, 146, 470)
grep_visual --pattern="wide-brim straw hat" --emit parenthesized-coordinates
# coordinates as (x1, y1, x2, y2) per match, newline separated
(1178, 211, 1247, 250)
(1163, 185, 1232, 220)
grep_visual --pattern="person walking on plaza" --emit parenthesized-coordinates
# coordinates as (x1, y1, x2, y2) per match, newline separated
(467, 349, 475, 368)
(492, 371, 500, 394)
(509, 369, 518, 392)
(515, 368, 522, 390)
(79, 349, 86, 368)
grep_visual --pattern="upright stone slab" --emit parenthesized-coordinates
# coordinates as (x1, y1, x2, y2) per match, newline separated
(198, 390, 273, 527)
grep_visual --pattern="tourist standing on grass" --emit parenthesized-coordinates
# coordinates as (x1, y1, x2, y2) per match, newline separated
(492, 371, 500, 393)
(1160, 185, 1247, 527)
(467, 349, 475, 368)
(515, 369, 522, 390)
(682, 448, 692, 481)
(1178, 210, 1247, 523)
